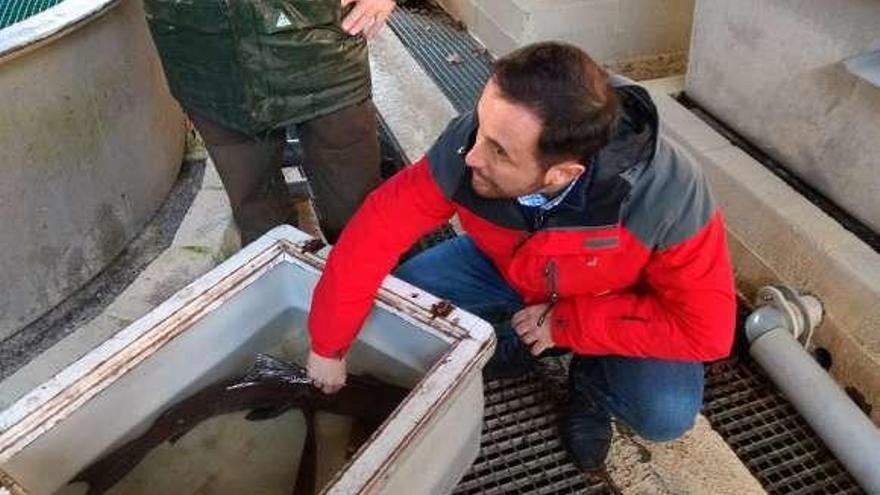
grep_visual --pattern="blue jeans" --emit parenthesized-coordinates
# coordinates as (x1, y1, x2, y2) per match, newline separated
(395, 236, 704, 442)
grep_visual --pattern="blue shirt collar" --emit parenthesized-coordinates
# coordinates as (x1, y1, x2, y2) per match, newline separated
(516, 174, 583, 211)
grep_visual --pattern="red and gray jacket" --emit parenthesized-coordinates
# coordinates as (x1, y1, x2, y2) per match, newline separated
(309, 81, 736, 362)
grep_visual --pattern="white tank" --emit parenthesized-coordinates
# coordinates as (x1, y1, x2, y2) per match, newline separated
(0, 226, 495, 495)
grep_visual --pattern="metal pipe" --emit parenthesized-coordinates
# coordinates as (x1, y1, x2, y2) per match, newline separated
(746, 286, 880, 493)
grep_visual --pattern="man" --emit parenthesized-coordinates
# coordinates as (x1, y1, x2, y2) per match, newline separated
(145, 0, 396, 244)
(307, 42, 736, 471)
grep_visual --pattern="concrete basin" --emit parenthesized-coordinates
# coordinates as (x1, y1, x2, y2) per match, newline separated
(0, 0, 186, 340)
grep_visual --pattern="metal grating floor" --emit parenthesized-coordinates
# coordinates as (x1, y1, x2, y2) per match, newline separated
(0, 0, 63, 30)
(704, 360, 863, 494)
(390, 2, 867, 494)
(454, 373, 614, 495)
(388, 2, 492, 113)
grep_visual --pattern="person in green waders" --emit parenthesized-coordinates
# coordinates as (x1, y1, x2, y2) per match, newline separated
(144, 0, 396, 244)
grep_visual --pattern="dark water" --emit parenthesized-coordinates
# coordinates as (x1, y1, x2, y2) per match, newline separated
(58, 355, 408, 495)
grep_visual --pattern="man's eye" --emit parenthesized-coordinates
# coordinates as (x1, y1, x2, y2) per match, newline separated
(494, 145, 507, 157)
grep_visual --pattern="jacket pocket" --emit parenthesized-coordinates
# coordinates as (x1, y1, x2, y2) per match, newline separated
(227, 0, 371, 128)
(582, 235, 620, 250)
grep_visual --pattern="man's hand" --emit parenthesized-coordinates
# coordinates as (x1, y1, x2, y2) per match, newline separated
(512, 304, 556, 356)
(307, 350, 347, 394)
(341, 0, 396, 39)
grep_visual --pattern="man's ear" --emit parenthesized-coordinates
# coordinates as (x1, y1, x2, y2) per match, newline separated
(544, 161, 586, 189)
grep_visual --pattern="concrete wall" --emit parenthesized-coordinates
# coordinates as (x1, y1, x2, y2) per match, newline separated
(0, 0, 186, 340)
(437, 0, 694, 63)
(642, 77, 880, 425)
(686, 0, 880, 233)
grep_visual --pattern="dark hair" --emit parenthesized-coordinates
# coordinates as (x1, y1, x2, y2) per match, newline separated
(492, 42, 619, 167)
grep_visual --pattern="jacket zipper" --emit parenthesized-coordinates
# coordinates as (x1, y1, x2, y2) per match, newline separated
(514, 206, 560, 325)
(512, 207, 554, 255)
(537, 259, 559, 326)
(512, 231, 533, 254)
(545, 259, 559, 305)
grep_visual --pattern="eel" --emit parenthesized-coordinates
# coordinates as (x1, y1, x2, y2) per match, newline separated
(71, 354, 408, 495)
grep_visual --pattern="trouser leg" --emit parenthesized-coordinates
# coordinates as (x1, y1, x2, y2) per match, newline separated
(561, 355, 702, 470)
(188, 112, 293, 245)
(297, 100, 382, 244)
(569, 355, 704, 442)
(393, 236, 536, 378)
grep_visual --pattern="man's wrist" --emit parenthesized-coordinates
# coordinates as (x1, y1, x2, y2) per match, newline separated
(311, 346, 345, 360)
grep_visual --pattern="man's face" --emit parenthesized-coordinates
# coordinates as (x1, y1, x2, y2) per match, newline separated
(465, 81, 548, 199)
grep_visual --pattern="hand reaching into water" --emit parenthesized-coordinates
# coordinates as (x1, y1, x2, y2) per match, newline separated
(307, 350, 347, 394)
(341, 0, 396, 39)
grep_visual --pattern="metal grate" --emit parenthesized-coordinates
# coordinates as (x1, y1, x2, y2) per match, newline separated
(388, 3, 492, 113)
(704, 360, 864, 494)
(454, 373, 613, 495)
(0, 0, 64, 30)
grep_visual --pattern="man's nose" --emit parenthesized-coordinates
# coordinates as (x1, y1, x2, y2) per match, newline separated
(465, 143, 483, 170)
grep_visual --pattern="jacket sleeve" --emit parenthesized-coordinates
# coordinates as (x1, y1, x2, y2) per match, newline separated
(550, 211, 736, 361)
(307, 158, 456, 358)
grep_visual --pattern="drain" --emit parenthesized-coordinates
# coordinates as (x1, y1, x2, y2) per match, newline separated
(0, 0, 63, 30)
(389, 2, 867, 493)
(454, 374, 614, 495)
(704, 359, 864, 494)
